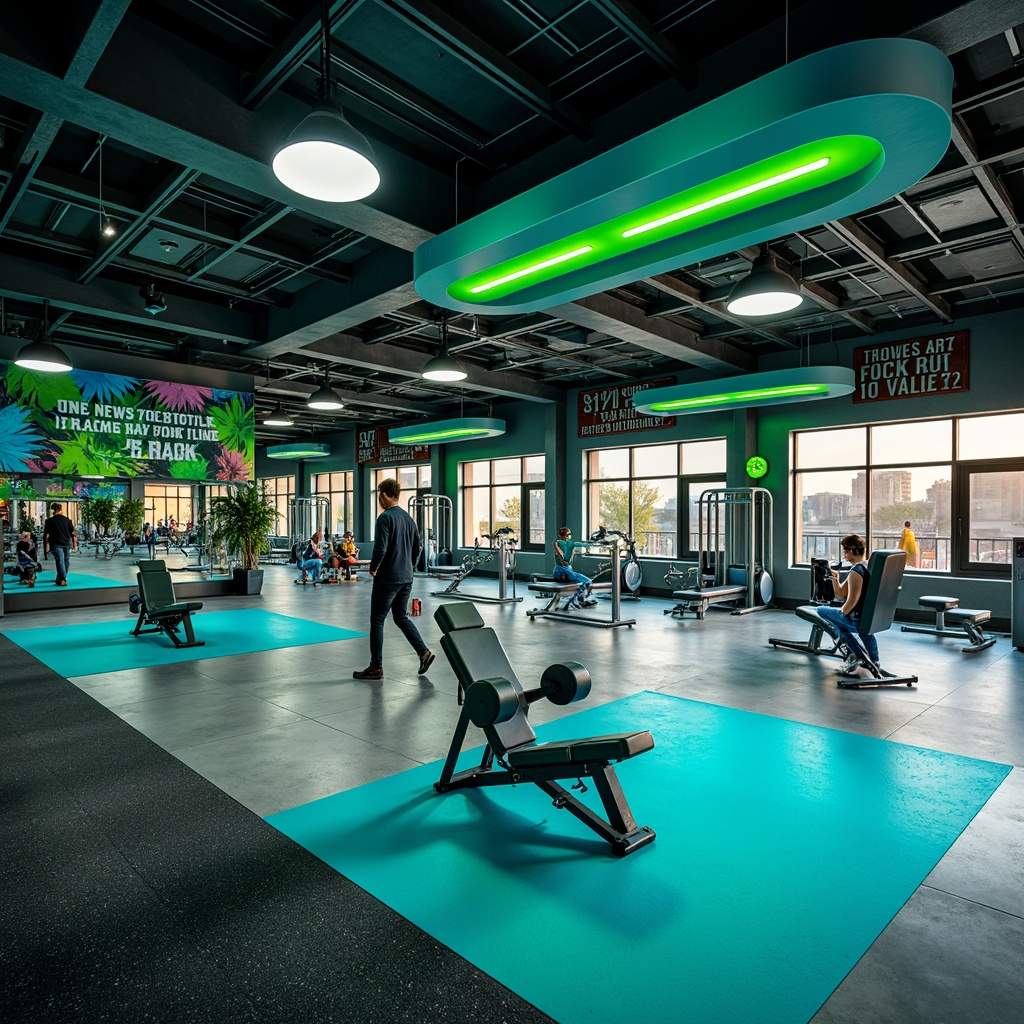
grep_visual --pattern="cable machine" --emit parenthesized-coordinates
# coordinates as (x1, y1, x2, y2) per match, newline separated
(289, 496, 331, 556)
(667, 487, 774, 619)
(408, 494, 453, 573)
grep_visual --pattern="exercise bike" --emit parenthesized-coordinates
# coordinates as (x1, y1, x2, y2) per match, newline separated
(588, 526, 643, 599)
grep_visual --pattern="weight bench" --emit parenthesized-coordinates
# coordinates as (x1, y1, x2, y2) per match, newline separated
(900, 595, 996, 653)
(667, 583, 747, 620)
(526, 580, 613, 617)
(130, 559, 204, 649)
(433, 602, 656, 857)
(768, 549, 918, 688)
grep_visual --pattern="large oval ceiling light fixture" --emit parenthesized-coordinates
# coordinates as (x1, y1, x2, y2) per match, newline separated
(632, 367, 855, 416)
(415, 39, 952, 314)
(725, 246, 803, 316)
(421, 314, 467, 382)
(272, 3, 379, 202)
(389, 418, 505, 445)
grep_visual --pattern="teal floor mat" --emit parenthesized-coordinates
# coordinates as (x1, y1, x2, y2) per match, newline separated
(2, 609, 365, 676)
(7, 570, 128, 591)
(268, 692, 1011, 1024)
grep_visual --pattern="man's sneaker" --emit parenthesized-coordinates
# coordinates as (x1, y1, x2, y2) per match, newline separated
(834, 655, 860, 675)
(580, 597, 598, 607)
(353, 666, 383, 680)
(838, 662, 874, 679)
(418, 649, 436, 675)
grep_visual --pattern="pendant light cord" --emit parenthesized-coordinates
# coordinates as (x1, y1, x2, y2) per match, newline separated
(319, 0, 332, 100)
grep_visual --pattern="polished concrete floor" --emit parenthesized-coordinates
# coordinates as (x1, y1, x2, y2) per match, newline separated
(3, 553, 1022, 1023)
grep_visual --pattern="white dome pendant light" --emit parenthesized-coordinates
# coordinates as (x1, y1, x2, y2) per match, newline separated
(272, 0, 380, 203)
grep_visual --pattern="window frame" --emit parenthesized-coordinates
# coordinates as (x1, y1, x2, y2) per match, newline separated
(458, 455, 546, 552)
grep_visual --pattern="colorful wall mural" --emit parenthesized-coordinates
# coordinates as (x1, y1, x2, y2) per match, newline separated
(0, 362, 254, 481)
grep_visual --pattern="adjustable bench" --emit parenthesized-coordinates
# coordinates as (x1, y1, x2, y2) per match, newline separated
(900, 595, 996, 653)
(667, 583, 748, 619)
(129, 559, 204, 648)
(526, 580, 612, 614)
(433, 602, 656, 857)
(769, 549, 918, 688)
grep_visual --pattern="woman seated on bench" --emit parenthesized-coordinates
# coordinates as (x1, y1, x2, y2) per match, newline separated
(16, 531, 40, 587)
(338, 531, 359, 581)
(820, 534, 882, 678)
(552, 526, 597, 608)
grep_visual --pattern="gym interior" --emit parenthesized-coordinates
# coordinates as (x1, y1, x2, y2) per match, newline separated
(2, 3, 1024, 1023)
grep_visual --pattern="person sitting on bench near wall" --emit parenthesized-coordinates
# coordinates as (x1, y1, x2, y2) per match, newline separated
(552, 526, 597, 608)
(819, 534, 883, 679)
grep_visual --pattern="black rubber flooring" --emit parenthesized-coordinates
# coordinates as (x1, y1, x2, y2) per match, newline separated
(0, 634, 553, 1024)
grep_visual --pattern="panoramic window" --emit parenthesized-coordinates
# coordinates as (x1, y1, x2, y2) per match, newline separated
(459, 456, 546, 551)
(584, 439, 727, 558)
(312, 471, 353, 537)
(794, 412, 1021, 576)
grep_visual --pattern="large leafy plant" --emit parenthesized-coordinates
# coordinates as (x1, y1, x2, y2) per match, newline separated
(90, 497, 117, 537)
(209, 482, 280, 571)
(116, 497, 146, 539)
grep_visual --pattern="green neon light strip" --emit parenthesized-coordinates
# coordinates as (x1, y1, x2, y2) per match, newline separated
(392, 428, 493, 443)
(650, 383, 829, 412)
(622, 158, 829, 238)
(469, 246, 593, 294)
(448, 136, 882, 304)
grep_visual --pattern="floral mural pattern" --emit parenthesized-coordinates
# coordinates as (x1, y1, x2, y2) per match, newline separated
(0, 361, 254, 481)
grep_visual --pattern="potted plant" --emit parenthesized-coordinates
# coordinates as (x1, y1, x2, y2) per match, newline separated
(116, 497, 146, 553)
(209, 482, 280, 595)
(90, 496, 117, 537)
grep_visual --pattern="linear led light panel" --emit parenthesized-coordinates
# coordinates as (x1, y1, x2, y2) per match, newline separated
(632, 367, 856, 416)
(266, 442, 331, 459)
(415, 39, 952, 315)
(389, 417, 506, 445)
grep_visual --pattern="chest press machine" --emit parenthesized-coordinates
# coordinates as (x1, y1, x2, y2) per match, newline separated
(768, 549, 918, 688)
(433, 602, 656, 856)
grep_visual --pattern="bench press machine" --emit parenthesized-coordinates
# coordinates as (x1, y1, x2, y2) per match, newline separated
(768, 549, 918, 688)
(900, 595, 996, 653)
(129, 559, 204, 649)
(527, 533, 636, 628)
(431, 528, 522, 605)
(433, 602, 656, 856)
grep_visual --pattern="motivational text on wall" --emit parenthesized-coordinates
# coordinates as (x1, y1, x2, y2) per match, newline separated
(852, 331, 969, 404)
(578, 376, 676, 437)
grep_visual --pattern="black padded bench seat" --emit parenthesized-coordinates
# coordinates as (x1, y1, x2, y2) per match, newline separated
(527, 581, 612, 594)
(901, 594, 995, 652)
(508, 732, 654, 767)
(432, 601, 655, 856)
(668, 583, 747, 620)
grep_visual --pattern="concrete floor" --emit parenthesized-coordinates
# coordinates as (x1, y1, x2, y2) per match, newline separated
(3, 550, 1022, 1022)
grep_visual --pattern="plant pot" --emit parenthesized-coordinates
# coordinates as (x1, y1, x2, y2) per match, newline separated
(233, 567, 264, 596)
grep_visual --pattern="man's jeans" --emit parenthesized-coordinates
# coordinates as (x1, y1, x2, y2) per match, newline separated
(369, 580, 426, 669)
(52, 545, 71, 583)
(553, 565, 592, 601)
(818, 605, 879, 664)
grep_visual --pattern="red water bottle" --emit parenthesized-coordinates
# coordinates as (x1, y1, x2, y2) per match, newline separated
(411, 598, 422, 616)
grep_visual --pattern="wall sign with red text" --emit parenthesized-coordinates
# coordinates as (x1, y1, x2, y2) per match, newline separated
(357, 427, 430, 465)
(853, 331, 969, 404)
(578, 376, 676, 438)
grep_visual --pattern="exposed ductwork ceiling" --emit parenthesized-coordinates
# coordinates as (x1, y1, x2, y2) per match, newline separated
(0, 0, 1021, 444)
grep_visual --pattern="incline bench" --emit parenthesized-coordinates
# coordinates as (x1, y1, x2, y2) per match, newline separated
(130, 559, 204, 649)
(433, 602, 656, 856)
(768, 549, 918, 688)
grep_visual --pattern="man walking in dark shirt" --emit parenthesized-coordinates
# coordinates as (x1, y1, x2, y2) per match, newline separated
(353, 478, 434, 680)
(43, 502, 78, 586)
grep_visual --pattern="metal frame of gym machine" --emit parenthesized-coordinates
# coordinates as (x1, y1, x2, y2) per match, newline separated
(681, 487, 774, 617)
(527, 535, 636, 628)
(408, 494, 453, 574)
(289, 496, 332, 555)
(431, 529, 523, 605)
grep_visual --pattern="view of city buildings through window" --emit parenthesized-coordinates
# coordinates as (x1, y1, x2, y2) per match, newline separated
(794, 412, 1024, 574)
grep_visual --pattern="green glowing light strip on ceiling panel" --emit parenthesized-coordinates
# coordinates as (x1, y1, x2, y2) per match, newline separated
(389, 417, 506, 446)
(649, 383, 829, 412)
(450, 136, 879, 303)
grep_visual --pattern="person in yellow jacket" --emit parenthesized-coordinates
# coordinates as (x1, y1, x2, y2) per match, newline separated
(898, 520, 918, 567)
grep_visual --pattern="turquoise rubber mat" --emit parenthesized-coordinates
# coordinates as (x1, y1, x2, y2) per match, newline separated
(268, 691, 1011, 1024)
(6, 570, 128, 591)
(2, 609, 365, 676)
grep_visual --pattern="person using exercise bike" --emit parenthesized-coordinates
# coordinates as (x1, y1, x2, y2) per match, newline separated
(819, 534, 882, 679)
(552, 526, 597, 608)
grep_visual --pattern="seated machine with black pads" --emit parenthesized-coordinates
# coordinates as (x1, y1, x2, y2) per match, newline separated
(900, 595, 996, 653)
(433, 602, 656, 856)
(768, 549, 918, 688)
(129, 559, 204, 648)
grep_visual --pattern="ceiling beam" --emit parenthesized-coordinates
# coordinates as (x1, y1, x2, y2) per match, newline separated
(589, 0, 697, 89)
(300, 331, 561, 403)
(548, 291, 754, 373)
(377, 0, 592, 140)
(904, 0, 1024, 55)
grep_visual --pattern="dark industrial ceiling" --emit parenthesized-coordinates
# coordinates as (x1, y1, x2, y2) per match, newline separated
(0, 0, 1022, 444)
